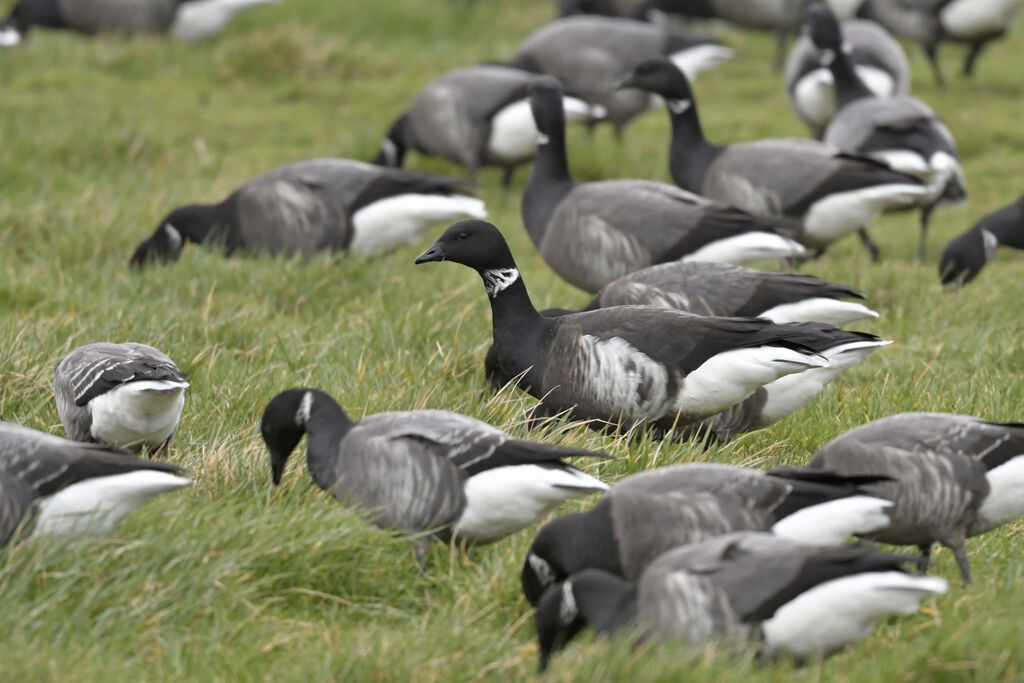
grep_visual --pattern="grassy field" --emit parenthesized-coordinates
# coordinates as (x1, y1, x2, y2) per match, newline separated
(2, 0, 1024, 679)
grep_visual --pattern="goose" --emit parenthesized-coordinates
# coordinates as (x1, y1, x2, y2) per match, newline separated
(416, 219, 879, 434)
(618, 59, 930, 256)
(511, 16, 734, 136)
(534, 531, 947, 670)
(556, 0, 650, 18)
(855, 0, 1024, 85)
(940, 193, 1024, 285)
(523, 76, 805, 294)
(0, 0, 276, 46)
(259, 388, 609, 560)
(54, 342, 189, 456)
(372, 65, 605, 189)
(129, 158, 486, 267)
(797, 412, 1024, 583)
(784, 18, 910, 138)
(810, 3, 966, 260)
(0, 421, 191, 544)
(520, 462, 894, 605)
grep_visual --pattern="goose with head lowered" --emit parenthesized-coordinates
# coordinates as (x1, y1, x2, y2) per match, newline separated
(521, 462, 894, 606)
(416, 219, 880, 434)
(534, 531, 947, 671)
(796, 412, 1024, 584)
(809, 3, 965, 261)
(259, 388, 609, 561)
(54, 342, 189, 456)
(940, 193, 1024, 285)
(0, 422, 191, 545)
(129, 158, 486, 267)
(523, 76, 805, 294)
(618, 59, 930, 257)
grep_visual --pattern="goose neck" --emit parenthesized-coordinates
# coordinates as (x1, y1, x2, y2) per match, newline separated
(827, 49, 874, 109)
(666, 99, 719, 193)
(522, 133, 575, 246)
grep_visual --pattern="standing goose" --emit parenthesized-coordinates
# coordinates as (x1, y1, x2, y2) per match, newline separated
(520, 462, 894, 605)
(940, 193, 1024, 285)
(54, 342, 189, 456)
(784, 18, 910, 138)
(372, 65, 604, 188)
(523, 76, 805, 294)
(810, 3, 966, 260)
(798, 412, 1024, 583)
(415, 220, 880, 433)
(534, 532, 947, 670)
(259, 388, 609, 559)
(618, 59, 930, 256)
(129, 159, 486, 267)
(511, 16, 733, 137)
(0, 422, 191, 544)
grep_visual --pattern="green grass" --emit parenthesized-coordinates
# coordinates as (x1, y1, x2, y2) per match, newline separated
(2, 1, 1024, 679)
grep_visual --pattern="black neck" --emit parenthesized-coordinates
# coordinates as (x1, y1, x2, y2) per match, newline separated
(985, 197, 1024, 249)
(372, 112, 410, 166)
(827, 48, 875, 109)
(666, 99, 720, 193)
(483, 270, 553, 393)
(11, 0, 62, 28)
(522, 127, 575, 247)
(303, 392, 354, 491)
(540, 500, 624, 580)
(169, 198, 238, 247)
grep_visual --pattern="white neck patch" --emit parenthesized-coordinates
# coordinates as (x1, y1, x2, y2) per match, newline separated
(537, 132, 550, 146)
(380, 137, 398, 165)
(667, 99, 692, 115)
(560, 580, 579, 625)
(528, 553, 556, 586)
(482, 268, 519, 298)
(981, 228, 999, 261)
(819, 49, 836, 66)
(296, 391, 314, 426)
(164, 223, 183, 251)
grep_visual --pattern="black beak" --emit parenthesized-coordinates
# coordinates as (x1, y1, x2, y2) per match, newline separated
(414, 243, 446, 264)
(614, 75, 638, 91)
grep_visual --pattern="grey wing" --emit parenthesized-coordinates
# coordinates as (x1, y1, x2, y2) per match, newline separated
(826, 98, 953, 157)
(355, 411, 509, 471)
(613, 463, 787, 507)
(636, 563, 743, 644)
(235, 177, 343, 255)
(59, 0, 178, 32)
(595, 262, 761, 315)
(0, 469, 36, 547)
(844, 20, 911, 95)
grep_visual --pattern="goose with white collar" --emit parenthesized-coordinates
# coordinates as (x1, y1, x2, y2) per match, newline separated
(54, 342, 189, 456)
(799, 412, 1024, 583)
(0, 0, 276, 46)
(129, 159, 486, 267)
(940, 193, 1024, 285)
(0, 422, 191, 544)
(520, 462, 894, 605)
(534, 531, 946, 670)
(810, 3, 966, 261)
(416, 220, 880, 434)
(512, 16, 733, 137)
(523, 77, 805, 294)
(619, 59, 930, 256)
(785, 18, 910, 138)
(260, 388, 609, 559)
(372, 65, 604, 188)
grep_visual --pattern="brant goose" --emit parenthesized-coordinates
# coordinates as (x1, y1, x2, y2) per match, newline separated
(54, 342, 189, 456)
(129, 159, 486, 267)
(940, 193, 1024, 285)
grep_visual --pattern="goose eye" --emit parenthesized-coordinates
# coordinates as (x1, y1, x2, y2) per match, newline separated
(457, 232, 468, 240)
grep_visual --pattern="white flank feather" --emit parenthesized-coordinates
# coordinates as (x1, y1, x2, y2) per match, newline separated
(680, 232, 806, 265)
(89, 380, 188, 450)
(350, 194, 486, 255)
(758, 297, 879, 326)
(668, 45, 735, 80)
(802, 184, 929, 247)
(975, 456, 1024, 532)
(772, 496, 893, 545)
(170, 0, 278, 41)
(941, 0, 1024, 39)
(793, 69, 836, 130)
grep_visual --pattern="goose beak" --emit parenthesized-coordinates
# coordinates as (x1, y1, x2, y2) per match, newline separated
(414, 243, 446, 264)
(614, 76, 638, 91)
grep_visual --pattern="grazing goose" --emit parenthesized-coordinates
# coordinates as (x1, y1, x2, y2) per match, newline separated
(416, 220, 877, 433)
(0, 0, 276, 46)
(619, 59, 930, 256)
(511, 16, 733, 136)
(785, 18, 910, 138)
(534, 532, 947, 670)
(810, 3, 966, 260)
(54, 342, 189, 456)
(0, 422, 191, 544)
(940, 193, 1024, 285)
(372, 65, 605, 188)
(129, 159, 486, 267)
(523, 76, 805, 294)
(799, 412, 1024, 583)
(260, 388, 609, 559)
(520, 462, 894, 605)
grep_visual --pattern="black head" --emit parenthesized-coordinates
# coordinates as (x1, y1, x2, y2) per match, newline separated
(534, 580, 589, 672)
(371, 112, 408, 167)
(618, 58, 694, 102)
(130, 220, 185, 269)
(939, 228, 997, 286)
(806, 2, 843, 53)
(260, 388, 323, 485)
(529, 75, 566, 140)
(414, 219, 517, 272)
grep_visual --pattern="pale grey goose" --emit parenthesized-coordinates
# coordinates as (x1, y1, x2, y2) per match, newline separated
(940, 193, 1024, 285)
(534, 531, 946, 670)
(260, 388, 609, 560)
(129, 158, 486, 267)
(0, 421, 191, 544)
(54, 342, 189, 456)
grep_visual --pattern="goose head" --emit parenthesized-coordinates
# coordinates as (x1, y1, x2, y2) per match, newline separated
(130, 205, 208, 268)
(617, 59, 694, 112)
(806, 2, 845, 59)
(939, 228, 997, 286)
(260, 388, 320, 485)
(414, 219, 516, 272)
(529, 75, 566, 145)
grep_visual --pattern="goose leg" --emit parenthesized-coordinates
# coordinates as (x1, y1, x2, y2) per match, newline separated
(917, 202, 938, 261)
(857, 228, 881, 262)
(924, 42, 945, 87)
(962, 41, 988, 78)
(412, 536, 433, 570)
(953, 545, 973, 585)
(916, 543, 932, 574)
(501, 166, 516, 189)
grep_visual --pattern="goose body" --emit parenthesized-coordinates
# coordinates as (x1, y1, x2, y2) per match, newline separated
(169, 0, 276, 41)
(54, 342, 189, 455)
(260, 389, 608, 555)
(129, 159, 486, 267)
(0, 422, 190, 546)
(940, 193, 1024, 285)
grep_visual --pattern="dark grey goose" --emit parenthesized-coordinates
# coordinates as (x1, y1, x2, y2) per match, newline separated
(520, 462, 894, 605)
(0, 421, 190, 544)
(940, 193, 1024, 285)
(54, 342, 189, 456)
(619, 59, 930, 257)
(534, 531, 947, 670)
(259, 388, 609, 561)
(129, 158, 486, 267)
(523, 76, 805, 294)
(511, 16, 733, 136)
(797, 412, 1024, 583)
(555, 0, 650, 18)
